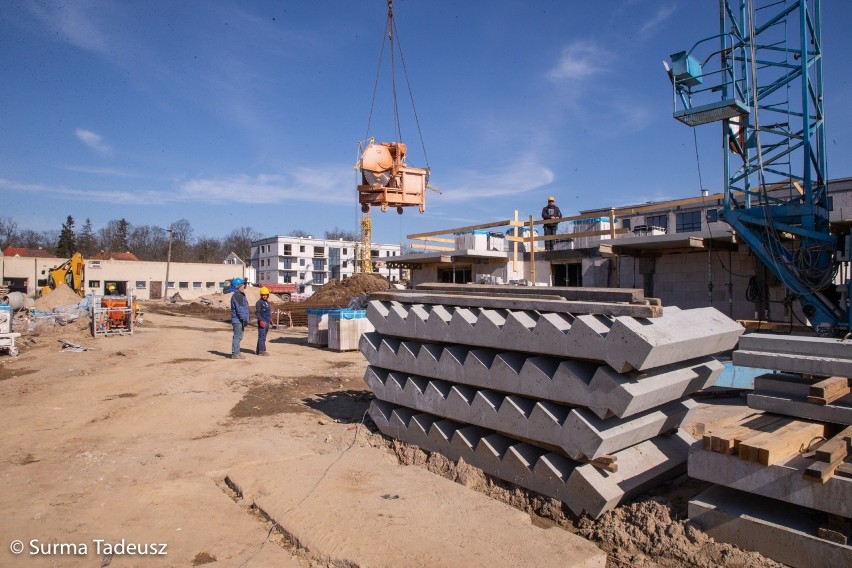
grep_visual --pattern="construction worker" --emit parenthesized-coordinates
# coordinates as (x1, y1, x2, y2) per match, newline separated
(107, 283, 118, 295)
(255, 287, 272, 356)
(541, 196, 562, 251)
(229, 277, 249, 359)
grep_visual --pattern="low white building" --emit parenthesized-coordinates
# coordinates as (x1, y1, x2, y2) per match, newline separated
(0, 254, 243, 301)
(251, 235, 403, 294)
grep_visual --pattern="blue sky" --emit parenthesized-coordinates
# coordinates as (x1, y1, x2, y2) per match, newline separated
(2, 1, 850, 246)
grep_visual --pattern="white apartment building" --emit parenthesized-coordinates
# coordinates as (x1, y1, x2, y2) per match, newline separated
(251, 236, 403, 294)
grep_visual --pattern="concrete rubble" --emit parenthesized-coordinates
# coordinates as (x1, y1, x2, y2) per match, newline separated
(360, 285, 743, 518)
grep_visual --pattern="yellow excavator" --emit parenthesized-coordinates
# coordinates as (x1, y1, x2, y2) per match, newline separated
(41, 252, 85, 297)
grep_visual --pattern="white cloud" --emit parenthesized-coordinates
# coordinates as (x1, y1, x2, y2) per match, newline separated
(75, 129, 112, 156)
(28, 2, 109, 54)
(440, 155, 555, 202)
(639, 4, 677, 36)
(547, 42, 608, 82)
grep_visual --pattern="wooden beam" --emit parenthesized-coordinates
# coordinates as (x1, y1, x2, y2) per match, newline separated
(807, 377, 852, 405)
(505, 228, 629, 243)
(406, 219, 516, 239)
(409, 236, 455, 244)
(409, 243, 455, 252)
(607, 193, 724, 216)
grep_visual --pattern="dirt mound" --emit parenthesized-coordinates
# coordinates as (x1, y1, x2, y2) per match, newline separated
(34, 283, 83, 311)
(305, 274, 390, 306)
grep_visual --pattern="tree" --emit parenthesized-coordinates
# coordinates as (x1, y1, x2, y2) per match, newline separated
(55, 215, 76, 258)
(128, 225, 165, 261)
(99, 218, 131, 253)
(77, 218, 97, 257)
(223, 227, 262, 262)
(169, 218, 194, 262)
(289, 229, 311, 238)
(193, 236, 224, 263)
(325, 226, 358, 241)
(0, 217, 19, 250)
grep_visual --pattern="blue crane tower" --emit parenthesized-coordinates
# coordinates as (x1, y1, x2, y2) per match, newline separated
(666, 0, 844, 334)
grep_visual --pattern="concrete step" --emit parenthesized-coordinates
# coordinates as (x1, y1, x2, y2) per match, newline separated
(369, 399, 692, 519)
(360, 332, 721, 419)
(367, 299, 742, 372)
(366, 366, 696, 460)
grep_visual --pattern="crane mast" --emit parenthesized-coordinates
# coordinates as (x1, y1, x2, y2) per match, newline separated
(667, 0, 843, 334)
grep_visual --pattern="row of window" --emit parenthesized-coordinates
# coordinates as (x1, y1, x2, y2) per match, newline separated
(87, 280, 221, 290)
(624, 210, 713, 234)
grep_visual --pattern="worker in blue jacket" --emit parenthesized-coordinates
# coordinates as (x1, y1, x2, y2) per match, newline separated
(230, 277, 250, 359)
(255, 287, 272, 356)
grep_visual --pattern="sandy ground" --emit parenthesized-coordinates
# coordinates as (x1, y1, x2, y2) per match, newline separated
(0, 301, 781, 567)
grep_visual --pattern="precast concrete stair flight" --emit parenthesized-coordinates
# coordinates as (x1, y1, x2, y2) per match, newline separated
(367, 299, 743, 372)
(360, 331, 722, 419)
(370, 399, 693, 519)
(365, 366, 697, 460)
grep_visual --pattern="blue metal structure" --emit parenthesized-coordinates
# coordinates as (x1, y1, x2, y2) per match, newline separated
(667, 0, 843, 334)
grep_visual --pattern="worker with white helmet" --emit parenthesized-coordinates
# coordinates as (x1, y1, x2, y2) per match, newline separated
(541, 196, 563, 252)
(229, 277, 249, 359)
(255, 286, 272, 356)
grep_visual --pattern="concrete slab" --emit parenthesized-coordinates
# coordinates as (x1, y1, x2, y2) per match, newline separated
(365, 366, 696, 460)
(739, 332, 852, 359)
(367, 300, 742, 372)
(734, 349, 852, 378)
(413, 283, 647, 303)
(360, 332, 722, 418)
(754, 373, 852, 405)
(747, 392, 852, 425)
(370, 400, 692, 519)
(226, 446, 606, 568)
(688, 444, 852, 517)
(689, 485, 852, 568)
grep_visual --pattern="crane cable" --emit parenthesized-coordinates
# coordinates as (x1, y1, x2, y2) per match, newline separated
(363, 0, 430, 171)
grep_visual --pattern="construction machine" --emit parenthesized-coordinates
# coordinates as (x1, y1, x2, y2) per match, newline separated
(356, 0, 437, 274)
(41, 252, 85, 297)
(667, 0, 844, 335)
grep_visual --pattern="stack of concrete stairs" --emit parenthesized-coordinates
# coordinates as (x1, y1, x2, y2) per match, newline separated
(689, 333, 852, 568)
(360, 284, 743, 518)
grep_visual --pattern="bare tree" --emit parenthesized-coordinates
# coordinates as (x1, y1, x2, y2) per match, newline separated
(325, 226, 358, 241)
(0, 217, 19, 250)
(289, 229, 311, 238)
(223, 227, 262, 262)
(193, 236, 224, 263)
(99, 219, 131, 253)
(128, 225, 167, 261)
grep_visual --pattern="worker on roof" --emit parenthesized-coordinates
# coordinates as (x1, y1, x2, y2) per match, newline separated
(541, 196, 563, 252)
(229, 277, 249, 359)
(255, 287, 272, 357)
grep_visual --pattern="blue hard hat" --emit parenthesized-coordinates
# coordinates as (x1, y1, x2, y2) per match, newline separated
(232, 277, 245, 287)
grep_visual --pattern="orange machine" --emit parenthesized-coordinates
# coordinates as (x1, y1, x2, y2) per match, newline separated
(358, 141, 428, 214)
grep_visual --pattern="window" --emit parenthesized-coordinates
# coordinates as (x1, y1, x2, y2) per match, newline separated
(706, 209, 719, 223)
(342, 248, 348, 255)
(314, 246, 324, 256)
(676, 211, 702, 233)
(312, 259, 326, 271)
(299, 272, 306, 280)
(299, 258, 305, 266)
(89, 280, 101, 288)
(206, 282, 215, 288)
(283, 245, 292, 255)
(167, 281, 175, 289)
(135, 280, 147, 289)
(645, 214, 668, 231)
(312, 273, 325, 284)
(179, 282, 189, 289)
(300, 245, 305, 253)
(193, 282, 202, 289)
(621, 218, 631, 230)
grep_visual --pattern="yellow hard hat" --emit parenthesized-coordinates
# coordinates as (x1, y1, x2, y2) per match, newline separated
(107, 284, 116, 290)
(548, 196, 555, 202)
(259, 287, 270, 295)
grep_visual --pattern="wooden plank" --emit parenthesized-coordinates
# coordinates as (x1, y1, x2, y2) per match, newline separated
(369, 291, 663, 318)
(739, 421, 827, 465)
(808, 376, 852, 405)
(410, 236, 455, 244)
(406, 219, 515, 239)
(414, 283, 646, 303)
(804, 456, 846, 484)
(409, 244, 455, 252)
(835, 462, 852, 480)
(702, 414, 781, 454)
(815, 425, 852, 463)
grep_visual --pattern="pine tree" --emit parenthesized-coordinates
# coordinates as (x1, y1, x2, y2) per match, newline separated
(78, 218, 97, 256)
(116, 218, 130, 251)
(55, 215, 76, 258)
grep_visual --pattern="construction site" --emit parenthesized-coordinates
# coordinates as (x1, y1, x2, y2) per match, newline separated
(1, 1, 851, 567)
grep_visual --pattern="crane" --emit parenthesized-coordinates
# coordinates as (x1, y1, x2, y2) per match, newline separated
(356, 0, 435, 274)
(667, 0, 845, 335)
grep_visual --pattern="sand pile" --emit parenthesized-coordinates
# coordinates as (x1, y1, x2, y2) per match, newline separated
(305, 274, 390, 305)
(34, 283, 84, 310)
